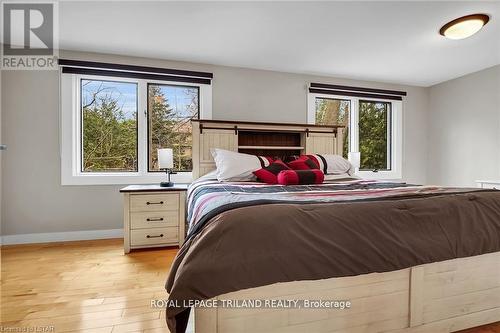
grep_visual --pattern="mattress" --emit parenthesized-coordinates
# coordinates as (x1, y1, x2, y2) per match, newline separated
(165, 176, 500, 333)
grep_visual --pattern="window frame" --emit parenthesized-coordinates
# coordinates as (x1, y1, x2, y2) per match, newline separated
(308, 92, 402, 180)
(60, 73, 212, 185)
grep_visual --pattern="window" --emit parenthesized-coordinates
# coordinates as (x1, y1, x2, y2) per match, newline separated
(81, 79, 138, 172)
(358, 100, 391, 171)
(148, 84, 199, 172)
(61, 74, 211, 185)
(314, 97, 350, 158)
(308, 93, 402, 180)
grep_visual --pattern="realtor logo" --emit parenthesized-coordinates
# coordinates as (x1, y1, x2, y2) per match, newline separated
(1, 1, 58, 69)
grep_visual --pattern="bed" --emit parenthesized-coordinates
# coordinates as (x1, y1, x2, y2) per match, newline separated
(165, 119, 500, 333)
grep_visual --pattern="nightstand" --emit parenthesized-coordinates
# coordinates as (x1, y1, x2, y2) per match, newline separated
(476, 180, 500, 190)
(120, 184, 188, 253)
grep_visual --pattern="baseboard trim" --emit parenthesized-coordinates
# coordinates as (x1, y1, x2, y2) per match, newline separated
(0, 229, 123, 245)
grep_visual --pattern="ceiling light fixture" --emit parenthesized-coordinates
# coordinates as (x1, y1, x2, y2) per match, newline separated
(440, 14, 490, 40)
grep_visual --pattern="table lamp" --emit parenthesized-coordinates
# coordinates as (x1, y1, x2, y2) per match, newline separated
(158, 148, 176, 187)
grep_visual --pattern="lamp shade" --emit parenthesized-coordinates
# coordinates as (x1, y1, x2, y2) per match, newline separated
(348, 152, 361, 169)
(158, 148, 174, 169)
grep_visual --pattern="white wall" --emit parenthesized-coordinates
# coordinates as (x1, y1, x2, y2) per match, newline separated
(1, 50, 430, 237)
(427, 65, 500, 187)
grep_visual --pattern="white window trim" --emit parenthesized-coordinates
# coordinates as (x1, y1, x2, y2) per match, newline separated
(307, 92, 402, 180)
(60, 72, 212, 186)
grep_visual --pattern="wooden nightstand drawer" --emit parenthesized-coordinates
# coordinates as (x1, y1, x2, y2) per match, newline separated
(130, 227, 178, 246)
(130, 193, 179, 212)
(121, 184, 188, 253)
(130, 211, 179, 229)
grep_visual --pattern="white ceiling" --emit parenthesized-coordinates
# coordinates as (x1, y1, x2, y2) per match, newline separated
(59, 1, 500, 87)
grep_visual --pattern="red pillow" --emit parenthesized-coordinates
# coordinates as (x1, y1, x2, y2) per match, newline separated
(287, 155, 320, 170)
(253, 160, 291, 184)
(277, 169, 324, 185)
(258, 156, 276, 165)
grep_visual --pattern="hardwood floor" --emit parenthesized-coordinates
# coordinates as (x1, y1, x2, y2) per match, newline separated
(1, 239, 499, 333)
(1, 239, 175, 332)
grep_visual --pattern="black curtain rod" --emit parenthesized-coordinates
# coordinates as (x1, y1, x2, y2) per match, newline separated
(58, 59, 213, 79)
(308, 88, 403, 101)
(61, 67, 211, 85)
(310, 82, 406, 97)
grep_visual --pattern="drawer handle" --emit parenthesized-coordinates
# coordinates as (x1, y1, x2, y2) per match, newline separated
(146, 234, 164, 238)
(146, 201, 164, 205)
(146, 217, 164, 222)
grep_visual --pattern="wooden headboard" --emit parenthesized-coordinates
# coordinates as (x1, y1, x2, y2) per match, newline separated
(191, 119, 345, 178)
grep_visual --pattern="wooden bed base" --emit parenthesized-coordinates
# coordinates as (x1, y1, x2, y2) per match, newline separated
(194, 251, 500, 333)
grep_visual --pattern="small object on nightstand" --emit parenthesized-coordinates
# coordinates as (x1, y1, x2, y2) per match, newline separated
(120, 184, 189, 254)
(158, 148, 176, 187)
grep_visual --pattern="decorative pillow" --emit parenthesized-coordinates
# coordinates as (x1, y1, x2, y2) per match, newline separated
(277, 169, 325, 185)
(253, 160, 291, 184)
(288, 154, 353, 175)
(211, 149, 274, 181)
(282, 155, 300, 163)
(287, 155, 320, 170)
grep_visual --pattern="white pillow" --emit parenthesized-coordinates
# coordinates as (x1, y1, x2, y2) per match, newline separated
(211, 149, 271, 181)
(310, 154, 354, 175)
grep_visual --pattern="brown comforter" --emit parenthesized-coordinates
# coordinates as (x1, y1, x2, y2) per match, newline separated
(166, 188, 500, 333)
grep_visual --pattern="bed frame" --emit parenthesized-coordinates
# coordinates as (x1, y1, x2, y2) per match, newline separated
(190, 119, 500, 333)
(195, 252, 500, 333)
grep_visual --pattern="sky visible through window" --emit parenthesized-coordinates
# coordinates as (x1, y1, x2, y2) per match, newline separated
(82, 80, 196, 119)
(154, 85, 198, 118)
(82, 80, 137, 118)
